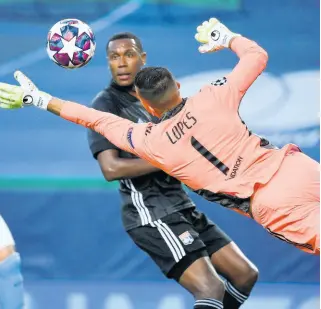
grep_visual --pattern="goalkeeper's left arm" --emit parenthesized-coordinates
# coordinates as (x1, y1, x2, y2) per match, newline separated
(0, 71, 149, 158)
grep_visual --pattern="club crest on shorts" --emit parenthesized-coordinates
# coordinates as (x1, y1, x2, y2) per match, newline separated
(179, 231, 194, 245)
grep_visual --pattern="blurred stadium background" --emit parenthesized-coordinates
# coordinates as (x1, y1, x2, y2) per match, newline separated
(0, 0, 319, 308)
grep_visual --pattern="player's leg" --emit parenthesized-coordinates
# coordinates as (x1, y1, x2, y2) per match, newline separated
(128, 211, 225, 309)
(0, 215, 24, 309)
(174, 255, 225, 308)
(190, 210, 258, 308)
(251, 150, 320, 254)
(211, 243, 258, 308)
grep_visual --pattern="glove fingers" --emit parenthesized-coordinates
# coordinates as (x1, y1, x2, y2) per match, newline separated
(198, 43, 224, 54)
(0, 83, 20, 94)
(196, 25, 204, 32)
(0, 99, 21, 109)
(198, 43, 212, 53)
(195, 18, 220, 45)
(209, 18, 218, 26)
(198, 41, 218, 53)
(14, 71, 38, 91)
(0, 102, 11, 109)
(195, 32, 209, 43)
(202, 20, 209, 27)
(0, 89, 15, 100)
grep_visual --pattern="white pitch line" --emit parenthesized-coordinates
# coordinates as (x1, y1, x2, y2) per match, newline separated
(0, 0, 142, 78)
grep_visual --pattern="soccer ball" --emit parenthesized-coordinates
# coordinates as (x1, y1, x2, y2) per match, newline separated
(46, 19, 96, 69)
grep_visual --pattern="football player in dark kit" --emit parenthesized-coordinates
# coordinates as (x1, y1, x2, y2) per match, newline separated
(87, 32, 258, 309)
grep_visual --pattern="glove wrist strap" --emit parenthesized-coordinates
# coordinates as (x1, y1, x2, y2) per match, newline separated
(223, 33, 241, 48)
(34, 92, 52, 110)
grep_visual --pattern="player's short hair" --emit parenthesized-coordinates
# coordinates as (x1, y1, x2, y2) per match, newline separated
(106, 32, 144, 52)
(134, 67, 176, 103)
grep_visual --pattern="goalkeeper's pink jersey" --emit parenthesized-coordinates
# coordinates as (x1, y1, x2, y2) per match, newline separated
(60, 37, 300, 214)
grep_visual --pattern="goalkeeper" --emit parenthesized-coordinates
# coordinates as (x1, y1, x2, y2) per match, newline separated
(1, 18, 319, 256)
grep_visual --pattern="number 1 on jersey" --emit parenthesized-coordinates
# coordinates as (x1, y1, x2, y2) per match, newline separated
(191, 136, 229, 175)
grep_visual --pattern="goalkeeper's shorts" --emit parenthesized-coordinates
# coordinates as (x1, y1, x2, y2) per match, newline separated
(251, 151, 320, 255)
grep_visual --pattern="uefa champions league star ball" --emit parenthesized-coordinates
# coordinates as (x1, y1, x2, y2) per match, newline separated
(46, 18, 96, 69)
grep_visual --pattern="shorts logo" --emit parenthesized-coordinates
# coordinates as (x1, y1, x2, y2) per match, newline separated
(179, 231, 194, 245)
(127, 127, 135, 149)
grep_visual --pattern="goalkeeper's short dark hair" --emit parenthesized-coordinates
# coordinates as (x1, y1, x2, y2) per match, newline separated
(107, 32, 144, 52)
(134, 67, 176, 103)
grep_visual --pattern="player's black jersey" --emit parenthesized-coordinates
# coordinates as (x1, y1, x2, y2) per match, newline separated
(87, 81, 195, 231)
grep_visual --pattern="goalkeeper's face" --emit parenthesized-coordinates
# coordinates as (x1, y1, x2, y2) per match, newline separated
(107, 39, 146, 87)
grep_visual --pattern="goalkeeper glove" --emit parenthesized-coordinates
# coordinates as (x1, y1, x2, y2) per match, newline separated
(0, 71, 51, 110)
(195, 18, 241, 53)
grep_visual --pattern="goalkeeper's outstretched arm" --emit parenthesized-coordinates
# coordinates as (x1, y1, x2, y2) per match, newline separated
(0, 71, 153, 163)
(48, 98, 150, 158)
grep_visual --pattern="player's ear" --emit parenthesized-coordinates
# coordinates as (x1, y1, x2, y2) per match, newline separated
(176, 81, 181, 89)
(141, 52, 147, 65)
(136, 88, 160, 118)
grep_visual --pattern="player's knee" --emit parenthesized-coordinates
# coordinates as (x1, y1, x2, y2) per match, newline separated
(234, 264, 259, 292)
(193, 275, 225, 300)
(246, 265, 259, 286)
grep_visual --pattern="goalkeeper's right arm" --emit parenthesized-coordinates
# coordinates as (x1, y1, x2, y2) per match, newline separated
(0, 71, 152, 161)
(54, 99, 136, 155)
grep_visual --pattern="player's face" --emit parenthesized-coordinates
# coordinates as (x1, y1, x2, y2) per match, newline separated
(107, 39, 146, 86)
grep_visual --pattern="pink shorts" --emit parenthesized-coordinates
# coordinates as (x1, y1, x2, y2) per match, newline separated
(251, 151, 320, 255)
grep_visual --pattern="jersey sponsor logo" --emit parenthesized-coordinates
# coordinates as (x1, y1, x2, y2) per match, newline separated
(166, 112, 197, 144)
(127, 127, 135, 149)
(179, 231, 194, 245)
(179, 70, 319, 149)
(227, 156, 243, 180)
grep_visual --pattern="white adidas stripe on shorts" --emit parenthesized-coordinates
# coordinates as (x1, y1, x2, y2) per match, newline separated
(123, 179, 186, 263)
(151, 220, 186, 263)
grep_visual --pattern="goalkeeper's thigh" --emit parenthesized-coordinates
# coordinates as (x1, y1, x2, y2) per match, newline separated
(0, 252, 24, 309)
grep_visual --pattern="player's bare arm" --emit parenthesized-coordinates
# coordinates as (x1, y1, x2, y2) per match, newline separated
(97, 150, 159, 181)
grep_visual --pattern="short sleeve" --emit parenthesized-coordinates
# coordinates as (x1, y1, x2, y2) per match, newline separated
(87, 90, 119, 159)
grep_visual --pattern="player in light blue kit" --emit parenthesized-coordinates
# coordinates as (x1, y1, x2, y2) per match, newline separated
(0, 215, 24, 309)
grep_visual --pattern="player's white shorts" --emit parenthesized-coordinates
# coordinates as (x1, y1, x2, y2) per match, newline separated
(0, 215, 15, 249)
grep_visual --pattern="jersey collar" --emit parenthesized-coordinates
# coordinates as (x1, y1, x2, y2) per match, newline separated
(159, 98, 187, 122)
(109, 80, 138, 102)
